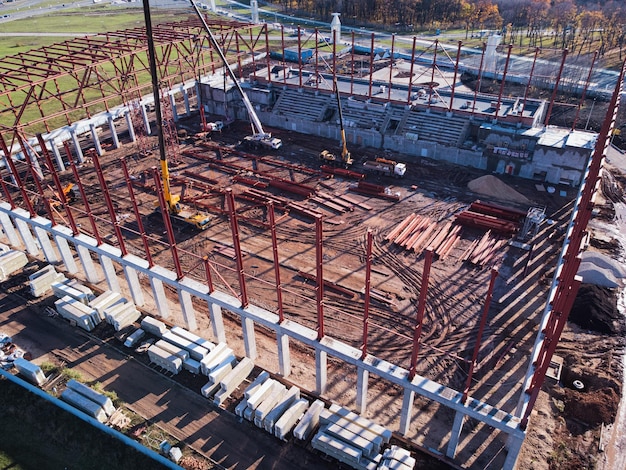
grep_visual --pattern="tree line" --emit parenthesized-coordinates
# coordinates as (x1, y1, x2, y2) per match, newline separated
(268, 0, 626, 60)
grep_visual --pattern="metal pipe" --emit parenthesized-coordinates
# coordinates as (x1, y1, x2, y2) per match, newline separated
(152, 167, 183, 280)
(298, 26, 303, 89)
(315, 28, 319, 92)
(472, 43, 487, 117)
(268, 202, 284, 323)
(280, 25, 287, 85)
(203, 256, 214, 293)
(361, 229, 373, 359)
(428, 40, 438, 109)
(409, 249, 433, 380)
(350, 31, 355, 95)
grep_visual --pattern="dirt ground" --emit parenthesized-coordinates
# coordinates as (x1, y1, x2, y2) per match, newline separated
(7, 102, 626, 469)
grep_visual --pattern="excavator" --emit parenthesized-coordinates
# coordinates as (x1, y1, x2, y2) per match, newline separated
(320, 78, 353, 167)
(190, 2, 282, 151)
(142, 0, 211, 231)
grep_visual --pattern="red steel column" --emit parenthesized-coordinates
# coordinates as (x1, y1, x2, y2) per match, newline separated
(92, 152, 127, 256)
(407, 37, 417, 105)
(448, 41, 462, 112)
(361, 229, 373, 359)
(387, 34, 395, 101)
(268, 202, 284, 323)
(0, 176, 16, 208)
(408, 249, 434, 380)
(203, 256, 214, 293)
(462, 268, 499, 403)
(544, 49, 568, 126)
(152, 167, 183, 280)
(17, 134, 56, 224)
(472, 43, 486, 117)
(66, 143, 103, 246)
(120, 158, 153, 267)
(297, 27, 303, 89)
(428, 39, 438, 109)
(350, 31, 355, 95)
(521, 47, 540, 122)
(37, 134, 79, 234)
(316, 214, 325, 340)
(572, 51, 598, 131)
(0, 133, 36, 217)
(368, 33, 375, 99)
(226, 188, 248, 308)
(494, 44, 513, 120)
(264, 24, 271, 85)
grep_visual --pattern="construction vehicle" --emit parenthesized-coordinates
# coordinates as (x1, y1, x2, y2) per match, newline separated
(319, 78, 353, 167)
(191, 2, 282, 151)
(362, 157, 407, 178)
(143, 0, 212, 231)
(206, 120, 224, 133)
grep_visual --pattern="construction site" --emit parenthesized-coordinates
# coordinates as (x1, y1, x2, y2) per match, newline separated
(0, 4, 625, 470)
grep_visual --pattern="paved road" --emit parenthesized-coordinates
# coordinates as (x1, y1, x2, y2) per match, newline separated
(0, 291, 333, 470)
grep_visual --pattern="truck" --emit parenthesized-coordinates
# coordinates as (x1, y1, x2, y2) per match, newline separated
(191, 3, 282, 151)
(362, 158, 407, 178)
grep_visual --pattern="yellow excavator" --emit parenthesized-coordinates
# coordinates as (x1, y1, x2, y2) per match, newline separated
(320, 78, 353, 168)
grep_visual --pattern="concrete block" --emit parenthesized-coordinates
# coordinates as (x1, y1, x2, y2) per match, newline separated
(274, 398, 309, 440)
(246, 378, 276, 411)
(141, 316, 168, 336)
(254, 381, 287, 427)
(325, 405, 392, 444)
(213, 357, 255, 406)
(243, 370, 271, 399)
(13, 357, 46, 385)
(199, 342, 230, 375)
(235, 398, 248, 417)
(89, 291, 125, 321)
(207, 356, 236, 383)
(162, 330, 209, 361)
(293, 399, 325, 440)
(264, 386, 300, 433)
(66, 379, 115, 417)
(183, 357, 202, 374)
(311, 431, 361, 465)
(155, 339, 190, 361)
(170, 326, 215, 351)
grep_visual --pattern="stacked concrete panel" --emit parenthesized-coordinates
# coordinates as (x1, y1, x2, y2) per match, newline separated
(0, 250, 28, 281)
(66, 379, 115, 417)
(274, 398, 309, 441)
(13, 357, 47, 386)
(311, 432, 381, 470)
(323, 404, 392, 445)
(64, 279, 95, 302)
(170, 326, 215, 352)
(161, 330, 209, 361)
(378, 446, 416, 470)
(293, 399, 325, 440)
(199, 343, 234, 375)
(61, 388, 108, 423)
(253, 381, 288, 428)
(54, 295, 100, 331)
(262, 385, 300, 433)
(104, 301, 141, 331)
(123, 328, 146, 348)
(155, 339, 190, 361)
(51, 279, 92, 305)
(141, 316, 168, 336)
(213, 357, 255, 406)
(28, 265, 66, 297)
(183, 357, 201, 374)
(200, 362, 234, 398)
(147, 344, 183, 375)
(89, 291, 126, 321)
(235, 371, 270, 416)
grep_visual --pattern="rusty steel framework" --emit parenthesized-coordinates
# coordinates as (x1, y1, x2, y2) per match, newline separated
(0, 17, 269, 149)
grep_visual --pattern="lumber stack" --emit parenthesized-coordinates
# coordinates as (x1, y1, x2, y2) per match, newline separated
(386, 214, 462, 257)
(461, 230, 508, 267)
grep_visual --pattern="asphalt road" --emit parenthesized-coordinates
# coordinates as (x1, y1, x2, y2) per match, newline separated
(0, 289, 333, 470)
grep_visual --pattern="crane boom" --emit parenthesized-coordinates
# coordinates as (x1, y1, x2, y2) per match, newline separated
(190, 2, 281, 149)
(334, 79, 352, 165)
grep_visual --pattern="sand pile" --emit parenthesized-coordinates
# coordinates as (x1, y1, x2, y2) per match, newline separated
(577, 251, 626, 288)
(467, 175, 530, 204)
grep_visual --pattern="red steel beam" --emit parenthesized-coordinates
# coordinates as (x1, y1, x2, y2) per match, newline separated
(494, 44, 512, 120)
(572, 50, 598, 131)
(448, 41, 462, 112)
(408, 248, 434, 380)
(544, 49, 568, 126)
(0, 133, 36, 217)
(226, 188, 248, 308)
(406, 37, 417, 105)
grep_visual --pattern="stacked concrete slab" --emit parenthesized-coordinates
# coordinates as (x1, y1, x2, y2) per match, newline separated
(378, 445, 416, 470)
(147, 343, 183, 375)
(28, 265, 66, 297)
(161, 330, 209, 361)
(64, 279, 95, 302)
(200, 343, 238, 398)
(54, 295, 101, 331)
(212, 357, 255, 406)
(155, 339, 190, 361)
(261, 385, 300, 433)
(141, 316, 168, 336)
(89, 291, 126, 321)
(51, 279, 94, 305)
(13, 357, 47, 386)
(170, 326, 215, 352)
(311, 404, 392, 470)
(274, 398, 309, 441)
(0, 250, 28, 281)
(66, 379, 116, 417)
(293, 399, 325, 440)
(61, 388, 108, 423)
(103, 300, 141, 331)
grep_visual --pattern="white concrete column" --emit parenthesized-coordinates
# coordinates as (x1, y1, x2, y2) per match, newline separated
(24, 149, 43, 180)
(0, 211, 21, 247)
(1, 155, 17, 185)
(123, 264, 144, 307)
(141, 104, 151, 135)
(108, 116, 120, 149)
(99, 254, 121, 293)
(208, 301, 226, 343)
(446, 410, 466, 458)
(53, 234, 78, 274)
(76, 244, 101, 284)
(125, 111, 136, 142)
(241, 316, 257, 359)
(90, 124, 103, 156)
(169, 94, 178, 122)
(277, 331, 291, 377)
(33, 226, 58, 264)
(48, 141, 66, 172)
(503, 432, 526, 470)
(70, 130, 84, 163)
(195, 82, 202, 110)
(399, 389, 415, 436)
(183, 89, 191, 116)
(356, 367, 369, 415)
(14, 217, 39, 255)
(178, 288, 198, 331)
(315, 349, 328, 395)
(149, 276, 170, 319)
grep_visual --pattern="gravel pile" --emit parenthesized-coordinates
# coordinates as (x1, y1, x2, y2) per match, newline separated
(467, 175, 530, 204)
(577, 251, 626, 288)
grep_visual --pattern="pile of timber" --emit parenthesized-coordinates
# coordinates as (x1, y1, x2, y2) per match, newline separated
(455, 200, 525, 235)
(461, 230, 508, 267)
(349, 181, 400, 201)
(385, 214, 462, 258)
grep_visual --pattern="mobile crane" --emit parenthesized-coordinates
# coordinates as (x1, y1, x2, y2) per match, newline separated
(142, 0, 211, 230)
(319, 78, 353, 167)
(190, 2, 282, 151)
